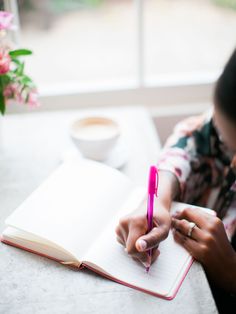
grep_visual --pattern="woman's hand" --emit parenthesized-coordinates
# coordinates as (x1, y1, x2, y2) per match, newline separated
(115, 201, 171, 268)
(171, 207, 236, 293)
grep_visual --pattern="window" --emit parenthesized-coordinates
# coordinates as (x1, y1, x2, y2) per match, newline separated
(2, 0, 236, 108)
(18, 0, 137, 90)
(144, 0, 236, 83)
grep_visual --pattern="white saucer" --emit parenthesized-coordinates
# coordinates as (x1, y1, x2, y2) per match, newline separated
(101, 139, 129, 169)
(62, 140, 129, 169)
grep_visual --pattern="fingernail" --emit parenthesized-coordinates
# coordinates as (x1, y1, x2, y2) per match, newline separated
(142, 261, 150, 268)
(172, 211, 180, 217)
(138, 258, 150, 268)
(137, 239, 147, 251)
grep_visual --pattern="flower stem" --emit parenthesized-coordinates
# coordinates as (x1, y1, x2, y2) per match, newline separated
(0, 75, 6, 115)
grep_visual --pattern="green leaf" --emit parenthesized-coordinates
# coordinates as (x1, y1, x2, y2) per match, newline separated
(12, 61, 25, 76)
(0, 74, 10, 86)
(11, 58, 22, 66)
(17, 62, 25, 76)
(22, 75, 33, 84)
(9, 49, 33, 58)
(5, 71, 16, 81)
(0, 93, 6, 115)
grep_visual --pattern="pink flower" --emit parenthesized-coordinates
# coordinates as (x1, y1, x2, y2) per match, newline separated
(27, 89, 39, 107)
(4, 83, 40, 108)
(0, 11, 13, 31)
(3, 83, 24, 104)
(3, 83, 15, 98)
(0, 49, 11, 74)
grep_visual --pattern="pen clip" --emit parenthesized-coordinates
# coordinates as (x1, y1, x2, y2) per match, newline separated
(148, 165, 158, 197)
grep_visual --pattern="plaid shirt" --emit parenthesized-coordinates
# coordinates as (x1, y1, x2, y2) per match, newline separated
(157, 109, 236, 242)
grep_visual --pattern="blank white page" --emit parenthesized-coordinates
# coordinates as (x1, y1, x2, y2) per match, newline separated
(5, 159, 135, 259)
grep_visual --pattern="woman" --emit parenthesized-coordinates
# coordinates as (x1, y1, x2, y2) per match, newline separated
(116, 49, 236, 313)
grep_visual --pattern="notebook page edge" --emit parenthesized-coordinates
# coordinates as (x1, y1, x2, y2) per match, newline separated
(2, 226, 79, 263)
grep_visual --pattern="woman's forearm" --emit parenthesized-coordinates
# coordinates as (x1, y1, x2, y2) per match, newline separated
(156, 170, 180, 211)
(206, 251, 236, 294)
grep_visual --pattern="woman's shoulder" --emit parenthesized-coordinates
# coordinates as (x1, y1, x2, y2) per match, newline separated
(164, 108, 213, 149)
(174, 109, 212, 137)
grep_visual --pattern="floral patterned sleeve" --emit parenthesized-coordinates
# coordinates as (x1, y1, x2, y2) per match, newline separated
(157, 111, 212, 199)
(157, 110, 236, 241)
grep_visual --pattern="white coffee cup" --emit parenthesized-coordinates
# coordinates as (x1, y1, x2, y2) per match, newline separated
(70, 116, 120, 161)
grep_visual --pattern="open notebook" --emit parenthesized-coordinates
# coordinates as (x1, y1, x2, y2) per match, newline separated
(1, 159, 212, 300)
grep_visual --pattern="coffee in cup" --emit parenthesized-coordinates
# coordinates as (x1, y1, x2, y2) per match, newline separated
(70, 116, 120, 161)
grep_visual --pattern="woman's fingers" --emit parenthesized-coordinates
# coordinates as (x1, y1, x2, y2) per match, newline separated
(173, 207, 213, 229)
(135, 225, 169, 252)
(115, 220, 129, 245)
(126, 224, 145, 255)
(115, 210, 172, 268)
(116, 216, 163, 267)
(150, 248, 160, 264)
(131, 248, 160, 267)
(171, 217, 205, 241)
(116, 235, 125, 246)
(173, 228, 204, 260)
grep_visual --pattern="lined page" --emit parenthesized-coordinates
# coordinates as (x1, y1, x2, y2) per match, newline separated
(5, 159, 135, 259)
(84, 222, 191, 296)
(83, 202, 207, 296)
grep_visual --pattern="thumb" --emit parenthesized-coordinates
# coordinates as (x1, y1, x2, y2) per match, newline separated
(135, 226, 169, 252)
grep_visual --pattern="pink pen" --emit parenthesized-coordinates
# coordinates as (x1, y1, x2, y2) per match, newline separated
(146, 165, 158, 273)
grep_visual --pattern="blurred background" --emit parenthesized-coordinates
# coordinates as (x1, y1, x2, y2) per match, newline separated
(1, 0, 236, 140)
(1, 0, 235, 89)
